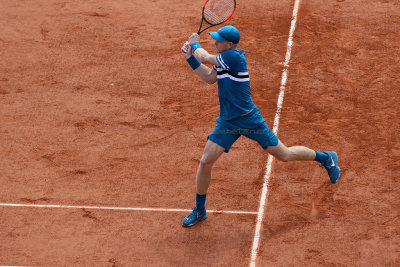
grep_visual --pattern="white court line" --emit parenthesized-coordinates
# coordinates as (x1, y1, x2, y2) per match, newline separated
(0, 203, 257, 215)
(249, 0, 301, 266)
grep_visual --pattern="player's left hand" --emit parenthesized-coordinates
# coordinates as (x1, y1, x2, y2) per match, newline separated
(188, 33, 200, 45)
(181, 41, 192, 59)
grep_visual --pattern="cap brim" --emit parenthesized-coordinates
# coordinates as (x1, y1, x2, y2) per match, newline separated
(209, 32, 226, 41)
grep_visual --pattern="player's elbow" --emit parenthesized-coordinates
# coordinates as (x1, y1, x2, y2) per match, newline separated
(206, 76, 217, 84)
(208, 78, 217, 84)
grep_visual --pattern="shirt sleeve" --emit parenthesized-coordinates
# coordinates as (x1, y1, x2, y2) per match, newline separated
(216, 51, 234, 71)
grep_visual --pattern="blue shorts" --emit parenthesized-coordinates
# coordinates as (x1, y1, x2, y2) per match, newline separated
(208, 108, 279, 153)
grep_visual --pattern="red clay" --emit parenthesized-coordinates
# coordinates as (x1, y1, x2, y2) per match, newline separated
(0, 0, 398, 266)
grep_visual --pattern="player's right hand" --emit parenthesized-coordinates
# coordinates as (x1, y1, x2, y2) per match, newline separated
(188, 33, 200, 45)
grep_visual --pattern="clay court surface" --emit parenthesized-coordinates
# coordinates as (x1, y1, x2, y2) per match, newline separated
(0, 0, 399, 266)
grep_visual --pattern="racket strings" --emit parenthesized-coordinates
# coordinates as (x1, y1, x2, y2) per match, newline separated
(204, 0, 235, 25)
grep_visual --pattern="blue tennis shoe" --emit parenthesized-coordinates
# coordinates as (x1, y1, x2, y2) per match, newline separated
(322, 151, 340, 184)
(182, 207, 207, 227)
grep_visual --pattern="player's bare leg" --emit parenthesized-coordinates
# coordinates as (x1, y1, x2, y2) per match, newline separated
(266, 140, 316, 162)
(266, 140, 340, 183)
(182, 139, 225, 227)
(196, 139, 226, 195)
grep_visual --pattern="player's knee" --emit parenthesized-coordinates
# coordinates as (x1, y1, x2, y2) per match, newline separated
(199, 156, 215, 167)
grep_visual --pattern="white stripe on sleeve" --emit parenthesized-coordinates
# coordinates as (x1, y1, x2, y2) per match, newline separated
(217, 55, 229, 70)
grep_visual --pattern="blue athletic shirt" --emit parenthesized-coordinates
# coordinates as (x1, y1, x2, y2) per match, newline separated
(213, 49, 263, 125)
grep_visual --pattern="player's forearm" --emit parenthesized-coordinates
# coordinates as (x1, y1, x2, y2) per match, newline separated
(194, 48, 215, 64)
(194, 64, 215, 84)
(185, 53, 216, 84)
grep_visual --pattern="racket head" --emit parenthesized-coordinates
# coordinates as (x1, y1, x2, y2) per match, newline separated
(202, 0, 236, 26)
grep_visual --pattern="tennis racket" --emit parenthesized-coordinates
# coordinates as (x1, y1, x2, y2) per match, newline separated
(197, 0, 236, 35)
(182, 0, 236, 53)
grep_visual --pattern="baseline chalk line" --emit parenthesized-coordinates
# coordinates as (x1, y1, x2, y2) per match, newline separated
(0, 203, 257, 215)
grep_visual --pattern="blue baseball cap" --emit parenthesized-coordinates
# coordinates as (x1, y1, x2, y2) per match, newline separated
(209, 25, 240, 44)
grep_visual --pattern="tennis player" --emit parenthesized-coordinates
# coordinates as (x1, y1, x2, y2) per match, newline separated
(181, 25, 340, 227)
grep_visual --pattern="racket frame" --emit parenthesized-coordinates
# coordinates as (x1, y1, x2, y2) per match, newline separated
(197, 0, 236, 35)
